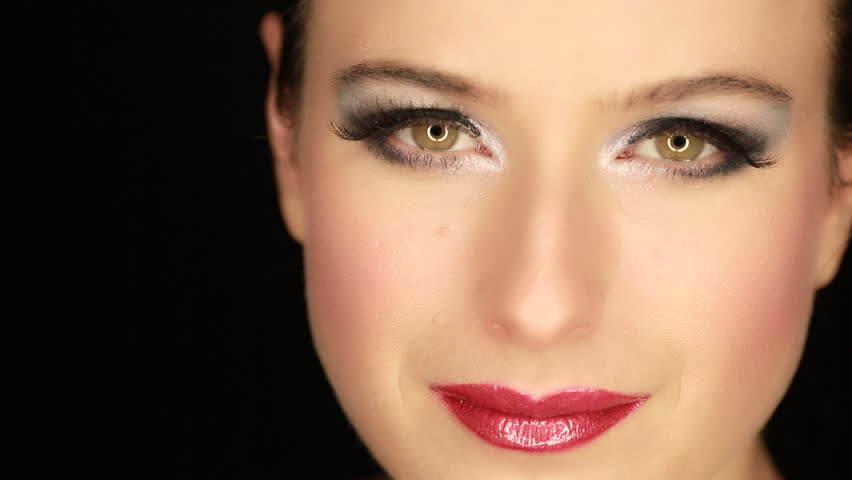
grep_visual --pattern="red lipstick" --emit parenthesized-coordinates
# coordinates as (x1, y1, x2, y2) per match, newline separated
(431, 384, 647, 452)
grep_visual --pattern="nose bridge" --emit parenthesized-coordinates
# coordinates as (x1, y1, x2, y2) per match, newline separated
(473, 156, 605, 347)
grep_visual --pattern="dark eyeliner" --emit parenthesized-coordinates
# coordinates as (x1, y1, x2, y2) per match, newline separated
(332, 107, 481, 140)
(331, 102, 483, 170)
(624, 117, 777, 177)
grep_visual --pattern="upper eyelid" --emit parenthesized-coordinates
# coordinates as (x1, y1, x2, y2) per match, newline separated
(618, 117, 762, 148)
(335, 107, 774, 176)
(334, 106, 484, 141)
(616, 116, 777, 170)
(392, 114, 481, 137)
(381, 108, 482, 136)
(362, 107, 748, 139)
(334, 63, 793, 111)
(337, 106, 764, 155)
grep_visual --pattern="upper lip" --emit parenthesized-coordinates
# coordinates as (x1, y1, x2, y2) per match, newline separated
(431, 383, 648, 418)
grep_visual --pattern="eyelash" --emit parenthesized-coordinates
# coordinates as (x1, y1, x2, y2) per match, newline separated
(331, 104, 483, 171)
(330, 106, 776, 178)
(617, 117, 775, 179)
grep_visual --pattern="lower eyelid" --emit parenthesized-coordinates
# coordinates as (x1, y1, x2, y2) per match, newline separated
(372, 134, 500, 173)
(357, 112, 768, 178)
(372, 139, 469, 171)
(606, 156, 745, 180)
(609, 137, 754, 179)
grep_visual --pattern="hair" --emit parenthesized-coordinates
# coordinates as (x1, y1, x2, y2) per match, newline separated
(275, 0, 310, 116)
(276, 0, 852, 153)
(830, 0, 852, 150)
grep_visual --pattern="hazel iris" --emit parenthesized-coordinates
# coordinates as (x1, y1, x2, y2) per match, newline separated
(655, 133, 706, 162)
(413, 124, 459, 150)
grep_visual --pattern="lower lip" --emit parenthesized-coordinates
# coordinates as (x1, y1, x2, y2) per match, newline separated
(433, 385, 647, 452)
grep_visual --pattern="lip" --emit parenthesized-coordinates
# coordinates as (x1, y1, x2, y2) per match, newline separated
(431, 383, 648, 452)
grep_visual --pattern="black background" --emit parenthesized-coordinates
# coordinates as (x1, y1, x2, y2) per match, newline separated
(16, 3, 851, 478)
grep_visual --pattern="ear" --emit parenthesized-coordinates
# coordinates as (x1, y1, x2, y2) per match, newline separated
(814, 146, 852, 288)
(260, 12, 306, 244)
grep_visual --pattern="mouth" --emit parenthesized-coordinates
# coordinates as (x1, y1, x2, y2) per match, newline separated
(431, 383, 648, 452)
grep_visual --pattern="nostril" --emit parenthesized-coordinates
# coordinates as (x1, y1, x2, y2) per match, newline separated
(483, 303, 596, 347)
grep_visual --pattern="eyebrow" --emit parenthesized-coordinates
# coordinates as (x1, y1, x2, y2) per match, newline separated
(334, 61, 792, 107)
(617, 75, 793, 109)
(334, 61, 488, 98)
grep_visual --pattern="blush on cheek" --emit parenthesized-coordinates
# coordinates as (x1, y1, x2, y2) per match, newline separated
(717, 254, 812, 385)
(302, 193, 388, 363)
(300, 163, 440, 374)
(681, 196, 820, 423)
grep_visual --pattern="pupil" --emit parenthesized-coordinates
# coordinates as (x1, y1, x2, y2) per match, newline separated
(428, 125, 445, 139)
(671, 135, 687, 149)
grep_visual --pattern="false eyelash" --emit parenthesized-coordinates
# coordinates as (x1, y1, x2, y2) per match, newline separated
(624, 117, 777, 170)
(330, 101, 484, 170)
(331, 99, 481, 142)
(332, 103, 779, 178)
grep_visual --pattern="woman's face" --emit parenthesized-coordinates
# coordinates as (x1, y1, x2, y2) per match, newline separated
(265, 1, 852, 478)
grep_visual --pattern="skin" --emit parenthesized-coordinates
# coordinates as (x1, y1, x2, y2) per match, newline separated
(262, 1, 852, 479)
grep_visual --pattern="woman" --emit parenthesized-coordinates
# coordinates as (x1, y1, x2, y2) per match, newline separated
(261, 1, 852, 478)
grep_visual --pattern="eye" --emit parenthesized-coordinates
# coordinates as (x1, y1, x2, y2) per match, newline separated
(394, 123, 479, 152)
(609, 117, 774, 179)
(331, 107, 497, 171)
(618, 132, 720, 163)
(654, 133, 715, 162)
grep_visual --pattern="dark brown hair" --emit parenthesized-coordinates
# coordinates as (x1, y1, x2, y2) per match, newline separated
(276, 1, 852, 151)
(276, 0, 310, 115)
(830, 0, 852, 149)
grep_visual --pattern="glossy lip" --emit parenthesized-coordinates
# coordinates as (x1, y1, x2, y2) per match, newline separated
(431, 383, 648, 452)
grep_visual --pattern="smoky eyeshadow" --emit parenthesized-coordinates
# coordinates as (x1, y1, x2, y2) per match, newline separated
(332, 105, 482, 142)
(624, 117, 775, 168)
(333, 85, 793, 179)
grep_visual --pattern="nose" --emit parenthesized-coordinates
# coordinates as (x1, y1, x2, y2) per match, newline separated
(472, 165, 607, 348)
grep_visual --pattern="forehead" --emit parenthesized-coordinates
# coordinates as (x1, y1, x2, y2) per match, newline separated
(306, 0, 831, 105)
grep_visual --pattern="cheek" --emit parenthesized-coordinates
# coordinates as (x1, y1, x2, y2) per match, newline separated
(696, 191, 823, 391)
(615, 170, 826, 434)
(299, 151, 464, 387)
(302, 173, 396, 367)
(300, 170, 405, 438)
(688, 208, 814, 384)
(677, 209, 816, 450)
